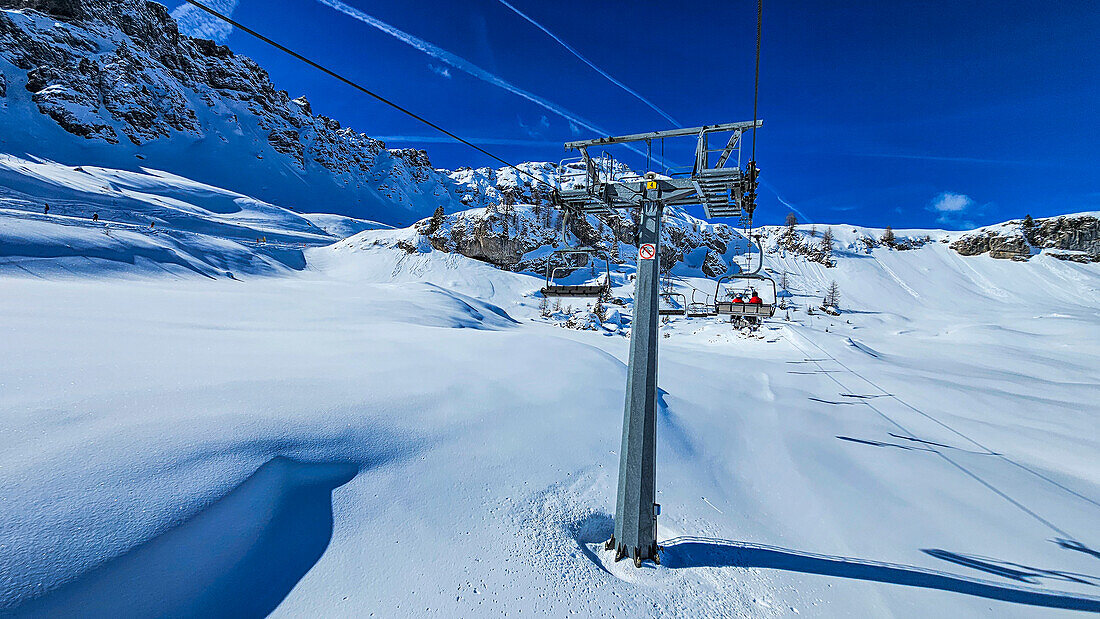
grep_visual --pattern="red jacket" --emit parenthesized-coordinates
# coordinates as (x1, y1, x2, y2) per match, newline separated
(749, 295, 763, 304)
(733, 297, 744, 303)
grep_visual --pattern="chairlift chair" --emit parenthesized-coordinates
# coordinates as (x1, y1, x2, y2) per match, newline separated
(687, 289, 715, 318)
(540, 248, 612, 298)
(658, 292, 688, 316)
(715, 273, 777, 320)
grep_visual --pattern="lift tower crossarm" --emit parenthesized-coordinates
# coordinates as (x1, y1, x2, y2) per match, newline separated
(563, 121, 762, 151)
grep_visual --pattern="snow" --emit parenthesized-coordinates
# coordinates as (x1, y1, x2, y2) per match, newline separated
(1, 180, 1099, 616)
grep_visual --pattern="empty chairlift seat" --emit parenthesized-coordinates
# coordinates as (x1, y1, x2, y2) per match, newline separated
(686, 289, 715, 318)
(540, 248, 611, 298)
(658, 292, 688, 316)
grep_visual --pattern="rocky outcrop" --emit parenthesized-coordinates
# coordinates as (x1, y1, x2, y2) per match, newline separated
(950, 231, 1030, 259)
(414, 185, 741, 277)
(950, 215, 1099, 262)
(1030, 215, 1100, 256)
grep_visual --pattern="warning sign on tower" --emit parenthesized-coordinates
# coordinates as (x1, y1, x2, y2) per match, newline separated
(639, 243, 656, 260)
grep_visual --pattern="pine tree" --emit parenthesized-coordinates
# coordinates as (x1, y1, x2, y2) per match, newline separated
(594, 297, 607, 322)
(1023, 214, 1037, 244)
(820, 227, 835, 266)
(779, 270, 789, 291)
(538, 295, 550, 317)
(881, 226, 896, 247)
(426, 205, 445, 235)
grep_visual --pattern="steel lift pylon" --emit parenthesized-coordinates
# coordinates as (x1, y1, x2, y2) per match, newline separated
(553, 121, 761, 567)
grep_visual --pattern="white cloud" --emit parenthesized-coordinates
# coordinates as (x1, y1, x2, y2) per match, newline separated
(931, 192, 973, 213)
(428, 64, 451, 79)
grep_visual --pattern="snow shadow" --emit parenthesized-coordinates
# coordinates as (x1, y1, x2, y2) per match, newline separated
(15, 457, 360, 619)
(571, 513, 615, 575)
(922, 549, 1099, 587)
(660, 537, 1100, 612)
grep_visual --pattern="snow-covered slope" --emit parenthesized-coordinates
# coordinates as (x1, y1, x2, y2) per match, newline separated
(0, 153, 354, 277)
(2, 200, 1099, 616)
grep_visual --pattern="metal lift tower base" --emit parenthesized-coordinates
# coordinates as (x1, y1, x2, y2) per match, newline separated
(608, 199, 663, 567)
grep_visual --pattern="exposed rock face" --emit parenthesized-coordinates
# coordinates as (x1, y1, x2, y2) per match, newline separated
(0, 0, 83, 20)
(950, 215, 1100, 262)
(950, 231, 1030, 258)
(414, 193, 741, 279)
(0, 0, 458, 223)
(1031, 215, 1100, 256)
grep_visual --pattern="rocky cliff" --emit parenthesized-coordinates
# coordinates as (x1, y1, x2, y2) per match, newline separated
(950, 214, 1100, 262)
(0, 0, 461, 224)
(424, 163, 747, 277)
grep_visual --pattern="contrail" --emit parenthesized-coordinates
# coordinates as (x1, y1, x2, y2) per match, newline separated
(761, 180, 813, 224)
(493, 0, 680, 127)
(313, 0, 631, 150)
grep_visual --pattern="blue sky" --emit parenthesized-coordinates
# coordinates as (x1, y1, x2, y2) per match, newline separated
(179, 0, 1098, 228)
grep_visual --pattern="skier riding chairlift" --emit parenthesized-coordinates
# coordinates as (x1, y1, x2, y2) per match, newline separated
(749, 290, 763, 304)
(733, 294, 744, 304)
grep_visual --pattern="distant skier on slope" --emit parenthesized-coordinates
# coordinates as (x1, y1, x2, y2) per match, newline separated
(43, 204, 49, 215)
(92, 212, 98, 222)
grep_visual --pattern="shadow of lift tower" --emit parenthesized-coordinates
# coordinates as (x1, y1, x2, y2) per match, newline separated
(552, 121, 762, 567)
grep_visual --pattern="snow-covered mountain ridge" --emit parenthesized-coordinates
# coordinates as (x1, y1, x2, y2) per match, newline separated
(0, 0, 466, 224)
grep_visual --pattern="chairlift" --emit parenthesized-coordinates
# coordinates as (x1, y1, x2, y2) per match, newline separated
(714, 234, 776, 321)
(540, 248, 611, 298)
(715, 274, 777, 320)
(687, 288, 715, 318)
(658, 292, 687, 316)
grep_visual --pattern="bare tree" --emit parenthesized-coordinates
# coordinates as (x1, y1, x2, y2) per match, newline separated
(785, 212, 798, 230)
(825, 280, 841, 308)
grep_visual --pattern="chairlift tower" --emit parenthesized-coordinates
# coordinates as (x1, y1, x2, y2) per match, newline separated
(554, 121, 762, 566)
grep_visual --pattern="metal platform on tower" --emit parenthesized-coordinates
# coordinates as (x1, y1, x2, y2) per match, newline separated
(555, 121, 762, 221)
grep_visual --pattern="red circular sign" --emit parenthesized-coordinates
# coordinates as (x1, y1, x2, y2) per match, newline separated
(639, 243, 656, 260)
